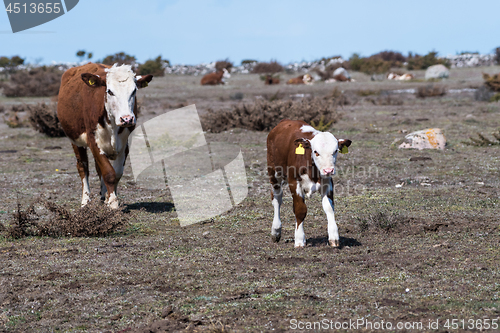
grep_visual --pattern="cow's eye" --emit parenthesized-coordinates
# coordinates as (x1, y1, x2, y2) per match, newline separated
(314, 151, 319, 157)
(107, 90, 114, 96)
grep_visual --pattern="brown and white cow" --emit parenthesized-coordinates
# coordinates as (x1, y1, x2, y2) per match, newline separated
(57, 63, 153, 208)
(387, 72, 414, 81)
(201, 68, 230, 85)
(287, 73, 314, 85)
(267, 120, 351, 248)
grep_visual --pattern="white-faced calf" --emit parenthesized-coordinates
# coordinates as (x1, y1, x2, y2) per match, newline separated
(267, 119, 351, 247)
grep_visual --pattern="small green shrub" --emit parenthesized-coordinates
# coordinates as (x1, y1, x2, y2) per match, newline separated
(241, 59, 257, 65)
(138, 56, 168, 76)
(101, 52, 136, 66)
(407, 51, 450, 70)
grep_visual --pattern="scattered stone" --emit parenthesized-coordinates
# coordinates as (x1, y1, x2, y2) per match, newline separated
(398, 128, 446, 150)
(161, 305, 173, 318)
(425, 64, 449, 80)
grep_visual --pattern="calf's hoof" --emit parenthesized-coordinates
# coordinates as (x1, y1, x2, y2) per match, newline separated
(108, 200, 119, 210)
(329, 239, 340, 248)
(271, 234, 281, 243)
(294, 243, 306, 248)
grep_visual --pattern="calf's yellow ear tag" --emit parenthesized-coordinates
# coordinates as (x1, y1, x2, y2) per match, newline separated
(295, 144, 305, 155)
(89, 78, 95, 85)
(340, 146, 349, 154)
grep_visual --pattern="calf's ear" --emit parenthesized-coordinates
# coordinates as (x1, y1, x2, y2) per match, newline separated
(136, 74, 153, 88)
(293, 138, 311, 149)
(338, 139, 351, 148)
(81, 73, 106, 88)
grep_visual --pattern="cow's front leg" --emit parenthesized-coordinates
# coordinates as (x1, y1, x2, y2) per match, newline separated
(90, 143, 119, 209)
(321, 178, 339, 247)
(112, 146, 127, 197)
(289, 182, 307, 248)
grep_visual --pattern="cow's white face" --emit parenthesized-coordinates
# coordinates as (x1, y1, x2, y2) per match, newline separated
(222, 68, 231, 79)
(310, 132, 339, 177)
(81, 64, 153, 127)
(104, 65, 139, 127)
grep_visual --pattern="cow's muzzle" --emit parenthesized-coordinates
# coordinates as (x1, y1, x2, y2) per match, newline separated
(119, 115, 136, 127)
(322, 168, 334, 176)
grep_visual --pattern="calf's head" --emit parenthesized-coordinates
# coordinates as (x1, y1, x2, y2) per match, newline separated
(296, 132, 351, 177)
(81, 64, 153, 127)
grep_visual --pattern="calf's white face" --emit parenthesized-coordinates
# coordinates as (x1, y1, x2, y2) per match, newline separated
(310, 132, 339, 177)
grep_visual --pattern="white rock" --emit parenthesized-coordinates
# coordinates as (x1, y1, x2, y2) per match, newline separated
(399, 128, 446, 150)
(425, 64, 449, 80)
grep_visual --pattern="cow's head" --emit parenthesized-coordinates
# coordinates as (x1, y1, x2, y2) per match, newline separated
(295, 132, 351, 178)
(81, 64, 153, 127)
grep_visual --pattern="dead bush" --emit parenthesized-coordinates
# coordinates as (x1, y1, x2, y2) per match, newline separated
(482, 73, 500, 92)
(356, 211, 408, 233)
(252, 61, 283, 74)
(201, 98, 340, 133)
(324, 87, 352, 107)
(215, 59, 233, 72)
(462, 131, 500, 146)
(0, 67, 62, 97)
(416, 85, 446, 98)
(27, 102, 65, 137)
(3, 198, 127, 239)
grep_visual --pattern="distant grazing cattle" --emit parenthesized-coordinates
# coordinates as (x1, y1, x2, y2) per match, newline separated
(57, 63, 153, 208)
(287, 73, 313, 85)
(325, 67, 354, 82)
(387, 72, 414, 81)
(201, 68, 230, 85)
(264, 75, 280, 85)
(267, 120, 351, 248)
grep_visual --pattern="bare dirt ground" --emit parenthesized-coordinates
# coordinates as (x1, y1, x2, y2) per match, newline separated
(1, 67, 500, 332)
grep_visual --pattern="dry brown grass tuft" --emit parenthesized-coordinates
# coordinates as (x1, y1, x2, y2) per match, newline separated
(482, 73, 500, 92)
(27, 102, 66, 137)
(201, 98, 340, 133)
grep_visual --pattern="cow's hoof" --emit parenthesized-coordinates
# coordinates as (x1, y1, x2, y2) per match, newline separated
(294, 243, 306, 248)
(329, 239, 340, 248)
(271, 235, 281, 243)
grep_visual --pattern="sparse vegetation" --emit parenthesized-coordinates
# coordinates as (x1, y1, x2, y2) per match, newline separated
(241, 59, 257, 65)
(0, 66, 62, 97)
(252, 61, 283, 74)
(201, 98, 340, 133)
(482, 72, 500, 92)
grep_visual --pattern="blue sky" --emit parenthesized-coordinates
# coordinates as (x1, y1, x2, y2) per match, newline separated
(1, 0, 500, 65)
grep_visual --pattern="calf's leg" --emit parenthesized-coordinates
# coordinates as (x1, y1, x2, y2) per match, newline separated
(269, 168, 283, 242)
(321, 178, 339, 247)
(72, 144, 90, 207)
(289, 182, 307, 248)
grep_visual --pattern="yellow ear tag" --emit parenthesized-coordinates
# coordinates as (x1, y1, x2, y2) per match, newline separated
(295, 144, 305, 155)
(88, 78, 95, 86)
(143, 81, 148, 87)
(340, 146, 349, 154)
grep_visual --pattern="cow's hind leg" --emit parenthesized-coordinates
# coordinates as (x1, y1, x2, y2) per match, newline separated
(321, 178, 339, 247)
(270, 171, 283, 242)
(289, 183, 307, 248)
(72, 144, 90, 207)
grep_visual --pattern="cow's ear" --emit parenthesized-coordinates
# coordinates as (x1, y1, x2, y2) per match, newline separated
(136, 75, 153, 89)
(338, 139, 352, 154)
(81, 73, 105, 88)
(294, 138, 311, 149)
